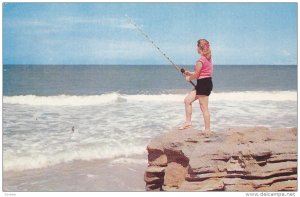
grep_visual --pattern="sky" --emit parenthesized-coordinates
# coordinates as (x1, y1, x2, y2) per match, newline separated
(3, 3, 297, 65)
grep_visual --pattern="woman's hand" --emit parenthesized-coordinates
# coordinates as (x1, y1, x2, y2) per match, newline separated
(183, 71, 193, 76)
(185, 76, 191, 81)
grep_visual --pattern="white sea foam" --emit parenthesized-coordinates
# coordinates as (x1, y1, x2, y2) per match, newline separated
(3, 90, 297, 172)
(211, 91, 297, 101)
(110, 158, 147, 165)
(3, 143, 147, 171)
(3, 93, 121, 106)
(3, 91, 297, 106)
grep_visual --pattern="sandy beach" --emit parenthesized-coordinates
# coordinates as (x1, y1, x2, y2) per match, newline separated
(3, 154, 148, 192)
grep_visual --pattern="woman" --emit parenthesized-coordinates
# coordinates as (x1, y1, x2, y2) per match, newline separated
(179, 39, 213, 135)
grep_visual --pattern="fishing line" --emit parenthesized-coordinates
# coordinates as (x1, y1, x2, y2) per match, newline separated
(126, 15, 196, 87)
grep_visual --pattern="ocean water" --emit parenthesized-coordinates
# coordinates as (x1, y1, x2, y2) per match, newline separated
(3, 64, 298, 191)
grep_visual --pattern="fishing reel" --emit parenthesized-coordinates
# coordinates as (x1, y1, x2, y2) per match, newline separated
(180, 68, 185, 74)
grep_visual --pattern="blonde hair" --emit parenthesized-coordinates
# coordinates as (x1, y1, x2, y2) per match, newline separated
(197, 39, 211, 60)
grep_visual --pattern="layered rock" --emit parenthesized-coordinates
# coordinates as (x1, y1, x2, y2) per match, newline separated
(144, 127, 297, 191)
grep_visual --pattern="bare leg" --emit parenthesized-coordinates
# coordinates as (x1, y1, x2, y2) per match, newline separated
(183, 90, 198, 125)
(198, 95, 211, 132)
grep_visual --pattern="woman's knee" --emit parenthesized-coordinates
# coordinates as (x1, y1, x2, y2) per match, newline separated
(203, 110, 210, 116)
(184, 96, 195, 105)
(184, 91, 197, 105)
(200, 103, 209, 113)
(201, 107, 209, 114)
(184, 97, 191, 105)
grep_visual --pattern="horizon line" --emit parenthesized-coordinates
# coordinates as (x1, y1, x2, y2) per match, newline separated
(3, 64, 297, 66)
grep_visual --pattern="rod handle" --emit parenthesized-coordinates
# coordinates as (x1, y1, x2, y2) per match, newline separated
(190, 81, 196, 87)
(180, 68, 196, 87)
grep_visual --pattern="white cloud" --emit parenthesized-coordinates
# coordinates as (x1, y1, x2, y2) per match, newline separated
(5, 16, 136, 31)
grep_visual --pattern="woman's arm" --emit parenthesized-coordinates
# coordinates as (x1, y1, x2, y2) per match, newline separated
(184, 71, 195, 76)
(186, 62, 202, 81)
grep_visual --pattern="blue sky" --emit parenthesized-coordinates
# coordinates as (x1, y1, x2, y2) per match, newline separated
(3, 3, 297, 65)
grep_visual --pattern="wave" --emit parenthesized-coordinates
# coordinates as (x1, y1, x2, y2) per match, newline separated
(3, 91, 297, 106)
(3, 143, 147, 171)
(211, 91, 297, 101)
(3, 93, 122, 106)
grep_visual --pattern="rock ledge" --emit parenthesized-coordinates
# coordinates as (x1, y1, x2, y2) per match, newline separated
(144, 127, 297, 191)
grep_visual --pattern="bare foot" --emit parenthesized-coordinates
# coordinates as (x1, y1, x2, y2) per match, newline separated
(178, 122, 192, 130)
(202, 129, 213, 137)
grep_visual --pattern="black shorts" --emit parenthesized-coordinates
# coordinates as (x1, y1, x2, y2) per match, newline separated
(195, 77, 213, 96)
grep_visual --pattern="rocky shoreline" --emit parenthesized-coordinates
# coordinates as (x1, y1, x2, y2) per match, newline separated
(144, 127, 297, 191)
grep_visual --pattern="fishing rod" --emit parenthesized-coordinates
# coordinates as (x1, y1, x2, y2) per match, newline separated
(126, 15, 196, 88)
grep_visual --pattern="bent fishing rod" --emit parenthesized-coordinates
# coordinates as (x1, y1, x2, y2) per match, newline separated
(126, 15, 196, 88)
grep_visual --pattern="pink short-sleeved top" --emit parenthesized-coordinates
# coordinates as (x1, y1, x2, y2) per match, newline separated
(195, 56, 213, 79)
